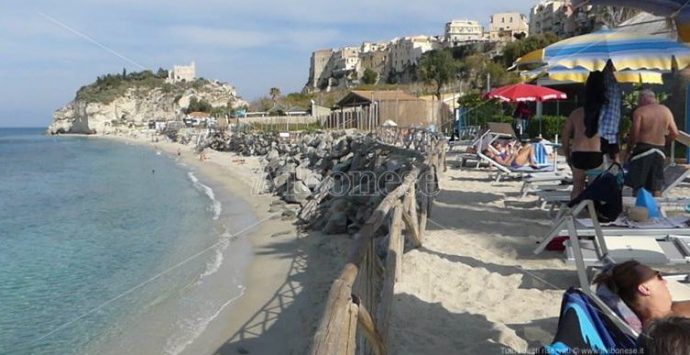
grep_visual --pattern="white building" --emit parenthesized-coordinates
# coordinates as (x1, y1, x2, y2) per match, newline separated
(529, 1, 595, 38)
(333, 47, 361, 75)
(388, 36, 441, 73)
(360, 41, 389, 53)
(167, 61, 196, 83)
(529, 1, 568, 36)
(489, 12, 529, 41)
(444, 19, 484, 47)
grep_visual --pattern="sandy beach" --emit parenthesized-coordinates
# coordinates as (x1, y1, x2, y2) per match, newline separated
(389, 150, 690, 354)
(98, 133, 348, 355)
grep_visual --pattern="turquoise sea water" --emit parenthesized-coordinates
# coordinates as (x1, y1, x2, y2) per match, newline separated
(0, 128, 255, 354)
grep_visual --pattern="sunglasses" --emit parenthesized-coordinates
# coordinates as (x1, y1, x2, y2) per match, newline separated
(655, 271, 664, 281)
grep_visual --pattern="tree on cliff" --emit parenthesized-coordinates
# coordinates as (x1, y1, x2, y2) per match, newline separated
(361, 68, 378, 85)
(418, 49, 458, 100)
(500, 33, 559, 67)
(185, 97, 213, 113)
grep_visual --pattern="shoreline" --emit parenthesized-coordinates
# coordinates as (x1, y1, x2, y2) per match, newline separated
(95, 133, 320, 355)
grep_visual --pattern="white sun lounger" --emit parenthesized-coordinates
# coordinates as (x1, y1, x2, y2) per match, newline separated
(537, 164, 690, 218)
(534, 200, 690, 290)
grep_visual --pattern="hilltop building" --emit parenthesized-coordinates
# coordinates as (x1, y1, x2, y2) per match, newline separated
(529, 1, 595, 38)
(444, 20, 485, 47)
(307, 49, 334, 90)
(488, 12, 529, 41)
(167, 61, 196, 83)
(387, 36, 441, 73)
(358, 42, 389, 82)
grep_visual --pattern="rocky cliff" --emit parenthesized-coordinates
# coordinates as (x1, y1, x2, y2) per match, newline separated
(48, 76, 246, 135)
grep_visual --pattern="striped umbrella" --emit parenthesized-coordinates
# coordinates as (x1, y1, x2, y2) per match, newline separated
(523, 65, 664, 84)
(515, 28, 690, 72)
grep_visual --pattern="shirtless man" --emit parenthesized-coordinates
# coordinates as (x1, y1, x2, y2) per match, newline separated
(625, 90, 679, 197)
(562, 107, 603, 199)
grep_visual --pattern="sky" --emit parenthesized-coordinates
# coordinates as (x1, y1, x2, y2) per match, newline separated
(0, 0, 537, 127)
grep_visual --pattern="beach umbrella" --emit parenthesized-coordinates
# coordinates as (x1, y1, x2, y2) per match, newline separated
(572, 0, 690, 43)
(515, 28, 690, 72)
(523, 65, 664, 84)
(485, 83, 567, 136)
(484, 83, 567, 102)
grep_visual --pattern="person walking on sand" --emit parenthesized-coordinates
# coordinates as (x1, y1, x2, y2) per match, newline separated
(625, 90, 679, 197)
(561, 72, 605, 200)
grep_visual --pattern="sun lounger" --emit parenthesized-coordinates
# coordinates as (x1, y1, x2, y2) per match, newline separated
(537, 164, 690, 218)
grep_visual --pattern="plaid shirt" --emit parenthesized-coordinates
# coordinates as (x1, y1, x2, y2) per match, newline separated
(599, 64, 622, 143)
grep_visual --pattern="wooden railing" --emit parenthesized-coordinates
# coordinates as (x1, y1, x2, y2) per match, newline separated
(310, 132, 445, 355)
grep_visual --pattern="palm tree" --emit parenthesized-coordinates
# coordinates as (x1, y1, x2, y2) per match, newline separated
(269, 87, 281, 108)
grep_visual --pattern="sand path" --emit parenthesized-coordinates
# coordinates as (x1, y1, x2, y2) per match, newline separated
(390, 157, 577, 354)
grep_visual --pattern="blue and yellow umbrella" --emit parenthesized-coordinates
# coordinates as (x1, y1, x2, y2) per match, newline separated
(523, 65, 664, 84)
(516, 29, 690, 72)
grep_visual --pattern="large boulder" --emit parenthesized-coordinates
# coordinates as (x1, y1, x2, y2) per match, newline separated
(283, 181, 312, 205)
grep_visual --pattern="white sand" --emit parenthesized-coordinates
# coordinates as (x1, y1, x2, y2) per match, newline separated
(390, 158, 577, 354)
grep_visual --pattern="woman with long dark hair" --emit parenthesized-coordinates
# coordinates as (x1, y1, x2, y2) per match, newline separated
(561, 72, 606, 199)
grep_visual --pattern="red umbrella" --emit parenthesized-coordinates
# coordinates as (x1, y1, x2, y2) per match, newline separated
(484, 83, 567, 102)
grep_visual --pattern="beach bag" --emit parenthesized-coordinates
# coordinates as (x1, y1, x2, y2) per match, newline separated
(569, 163, 623, 223)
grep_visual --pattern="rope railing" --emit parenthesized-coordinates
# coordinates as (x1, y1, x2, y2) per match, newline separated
(310, 130, 445, 355)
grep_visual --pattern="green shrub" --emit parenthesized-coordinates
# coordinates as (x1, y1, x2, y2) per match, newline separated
(527, 115, 567, 140)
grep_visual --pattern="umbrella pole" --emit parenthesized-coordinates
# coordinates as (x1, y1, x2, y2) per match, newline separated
(537, 101, 543, 138)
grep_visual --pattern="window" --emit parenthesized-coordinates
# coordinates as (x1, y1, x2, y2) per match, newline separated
(502, 17, 505, 23)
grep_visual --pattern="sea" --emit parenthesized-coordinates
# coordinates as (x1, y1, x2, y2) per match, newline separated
(0, 128, 256, 355)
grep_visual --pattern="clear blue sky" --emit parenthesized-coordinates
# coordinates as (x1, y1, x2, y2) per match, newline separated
(0, 0, 537, 127)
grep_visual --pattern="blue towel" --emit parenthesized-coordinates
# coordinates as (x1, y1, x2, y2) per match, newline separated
(534, 142, 550, 167)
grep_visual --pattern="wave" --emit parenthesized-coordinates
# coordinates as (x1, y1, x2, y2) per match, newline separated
(187, 172, 222, 220)
(163, 285, 246, 355)
(198, 236, 230, 281)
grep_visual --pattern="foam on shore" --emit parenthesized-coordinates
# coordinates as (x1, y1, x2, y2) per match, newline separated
(188, 171, 222, 220)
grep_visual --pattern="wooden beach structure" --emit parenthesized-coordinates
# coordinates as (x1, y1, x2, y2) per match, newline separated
(324, 90, 445, 131)
(310, 127, 446, 355)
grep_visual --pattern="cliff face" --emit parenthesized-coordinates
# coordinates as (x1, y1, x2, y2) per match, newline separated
(48, 80, 246, 135)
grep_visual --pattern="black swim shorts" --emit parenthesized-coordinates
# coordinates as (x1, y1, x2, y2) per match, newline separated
(625, 143, 665, 193)
(570, 151, 603, 170)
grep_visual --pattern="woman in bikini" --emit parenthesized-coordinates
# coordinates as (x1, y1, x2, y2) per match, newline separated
(562, 72, 606, 199)
(484, 141, 538, 169)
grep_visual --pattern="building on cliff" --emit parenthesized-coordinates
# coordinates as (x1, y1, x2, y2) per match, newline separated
(167, 61, 196, 83)
(488, 12, 529, 41)
(444, 19, 485, 47)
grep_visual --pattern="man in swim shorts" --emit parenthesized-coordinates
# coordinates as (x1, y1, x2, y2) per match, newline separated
(625, 90, 678, 197)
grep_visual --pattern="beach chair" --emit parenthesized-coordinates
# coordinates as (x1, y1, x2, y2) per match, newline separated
(533, 199, 690, 311)
(474, 123, 568, 182)
(520, 174, 572, 199)
(537, 163, 690, 219)
(537, 287, 639, 355)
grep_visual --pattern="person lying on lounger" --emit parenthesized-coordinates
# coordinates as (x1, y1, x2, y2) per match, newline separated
(594, 260, 690, 327)
(483, 141, 539, 169)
